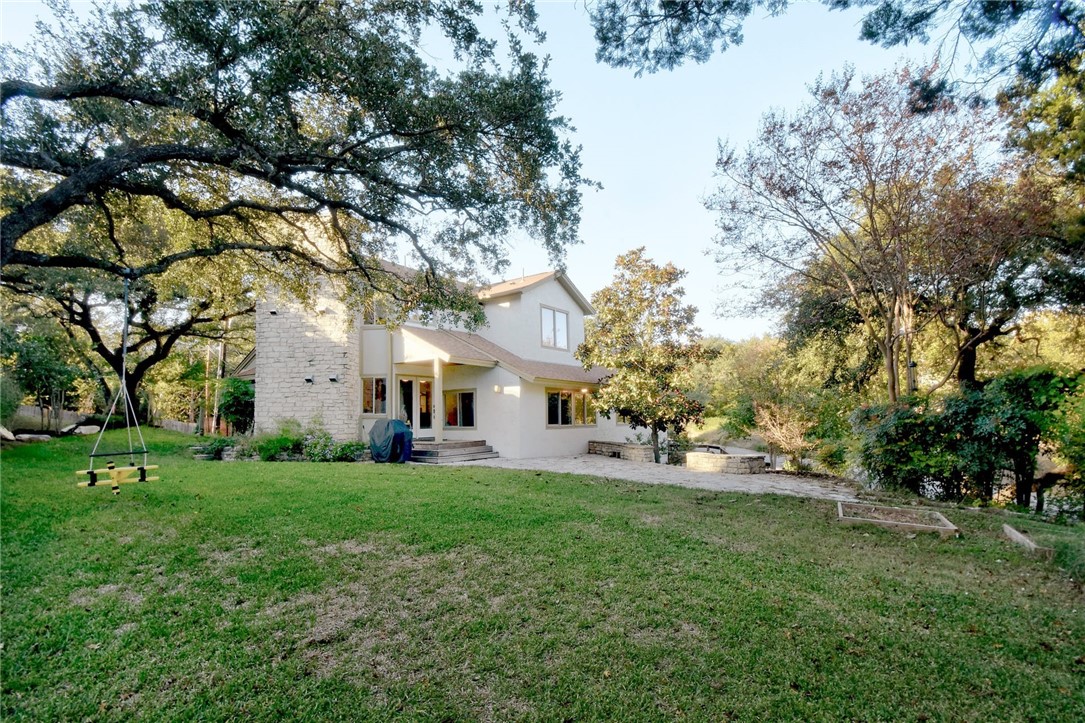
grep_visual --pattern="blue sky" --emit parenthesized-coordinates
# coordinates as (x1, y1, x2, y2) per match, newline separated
(1, 0, 932, 339)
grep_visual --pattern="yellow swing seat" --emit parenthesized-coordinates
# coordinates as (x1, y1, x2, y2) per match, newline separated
(77, 462, 160, 494)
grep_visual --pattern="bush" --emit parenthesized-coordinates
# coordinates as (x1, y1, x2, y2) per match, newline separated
(332, 441, 368, 462)
(198, 436, 236, 460)
(81, 413, 128, 429)
(220, 378, 255, 434)
(814, 440, 848, 475)
(253, 418, 304, 461)
(303, 427, 336, 462)
(1, 373, 23, 428)
(665, 431, 693, 465)
(852, 401, 949, 495)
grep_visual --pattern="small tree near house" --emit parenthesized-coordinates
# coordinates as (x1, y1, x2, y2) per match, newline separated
(576, 248, 711, 463)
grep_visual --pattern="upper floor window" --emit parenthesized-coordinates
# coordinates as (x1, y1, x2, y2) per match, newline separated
(541, 306, 569, 350)
(362, 300, 389, 326)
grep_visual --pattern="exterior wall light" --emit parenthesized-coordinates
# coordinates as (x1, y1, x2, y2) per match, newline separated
(329, 375, 339, 383)
(304, 376, 314, 384)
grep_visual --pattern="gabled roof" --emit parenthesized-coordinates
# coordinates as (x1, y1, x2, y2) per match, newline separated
(402, 326, 609, 386)
(478, 271, 595, 315)
(231, 348, 256, 380)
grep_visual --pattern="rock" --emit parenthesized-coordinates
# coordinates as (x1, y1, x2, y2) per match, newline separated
(0, 425, 15, 442)
(15, 433, 52, 442)
(73, 425, 101, 435)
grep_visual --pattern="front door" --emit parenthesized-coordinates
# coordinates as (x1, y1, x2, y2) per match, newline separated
(398, 378, 433, 437)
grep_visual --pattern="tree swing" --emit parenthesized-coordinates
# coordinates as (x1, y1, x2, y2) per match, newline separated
(77, 273, 159, 494)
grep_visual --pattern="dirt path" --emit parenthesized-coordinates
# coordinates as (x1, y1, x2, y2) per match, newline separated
(450, 454, 859, 502)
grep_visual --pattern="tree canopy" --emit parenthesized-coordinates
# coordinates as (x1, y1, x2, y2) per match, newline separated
(591, 0, 1085, 89)
(1, 0, 589, 315)
(576, 247, 710, 462)
(710, 65, 1067, 401)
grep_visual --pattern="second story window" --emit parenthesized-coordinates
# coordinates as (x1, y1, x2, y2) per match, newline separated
(541, 306, 569, 350)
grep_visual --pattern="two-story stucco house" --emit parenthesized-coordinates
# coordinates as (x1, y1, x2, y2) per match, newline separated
(250, 270, 644, 460)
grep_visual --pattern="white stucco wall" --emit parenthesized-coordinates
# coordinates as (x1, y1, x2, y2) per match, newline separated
(478, 279, 587, 364)
(254, 292, 361, 441)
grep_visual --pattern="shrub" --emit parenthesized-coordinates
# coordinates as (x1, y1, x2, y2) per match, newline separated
(665, 431, 694, 465)
(814, 440, 848, 475)
(220, 378, 255, 434)
(332, 441, 368, 462)
(1, 373, 23, 428)
(852, 401, 949, 495)
(253, 418, 304, 461)
(198, 436, 236, 460)
(302, 427, 336, 462)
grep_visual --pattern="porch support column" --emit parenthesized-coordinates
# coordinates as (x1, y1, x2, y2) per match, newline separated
(432, 358, 444, 443)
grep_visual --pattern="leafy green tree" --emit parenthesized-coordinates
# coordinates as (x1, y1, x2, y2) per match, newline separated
(591, 0, 1084, 89)
(220, 378, 255, 436)
(576, 248, 711, 463)
(1, 328, 81, 431)
(1, 0, 588, 321)
(985, 368, 1081, 508)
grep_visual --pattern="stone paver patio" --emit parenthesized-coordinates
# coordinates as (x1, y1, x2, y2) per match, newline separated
(450, 454, 859, 502)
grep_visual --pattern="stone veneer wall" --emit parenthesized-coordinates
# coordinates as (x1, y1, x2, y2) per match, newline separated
(254, 294, 361, 441)
(588, 441, 654, 463)
(685, 452, 766, 474)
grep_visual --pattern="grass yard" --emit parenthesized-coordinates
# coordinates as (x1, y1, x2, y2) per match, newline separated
(3, 430, 1084, 721)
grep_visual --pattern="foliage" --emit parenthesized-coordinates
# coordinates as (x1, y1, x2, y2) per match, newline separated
(332, 441, 369, 463)
(1, 327, 82, 430)
(853, 367, 1082, 504)
(711, 65, 1063, 401)
(1, 0, 588, 331)
(0, 372, 23, 428)
(1008, 54, 1085, 182)
(576, 248, 711, 462)
(253, 419, 305, 462)
(755, 402, 815, 471)
(219, 379, 255, 435)
(852, 400, 949, 496)
(197, 435, 236, 461)
(302, 425, 337, 463)
(591, 0, 1085, 91)
(590, 0, 773, 74)
(984, 368, 1082, 507)
(664, 430, 694, 466)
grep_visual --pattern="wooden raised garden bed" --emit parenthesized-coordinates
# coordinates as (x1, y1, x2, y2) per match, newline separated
(837, 502, 959, 538)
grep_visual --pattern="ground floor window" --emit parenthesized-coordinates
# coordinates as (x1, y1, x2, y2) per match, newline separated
(362, 376, 387, 414)
(444, 390, 475, 428)
(546, 389, 595, 427)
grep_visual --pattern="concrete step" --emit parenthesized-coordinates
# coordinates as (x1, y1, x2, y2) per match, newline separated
(412, 449, 499, 464)
(413, 440, 488, 451)
(412, 445, 494, 458)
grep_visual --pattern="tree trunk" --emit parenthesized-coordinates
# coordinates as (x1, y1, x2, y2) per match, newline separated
(957, 343, 979, 390)
(650, 426, 661, 464)
(883, 345, 899, 404)
(211, 332, 226, 434)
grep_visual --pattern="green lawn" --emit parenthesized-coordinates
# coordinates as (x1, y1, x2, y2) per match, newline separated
(3, 430, 1084, 721)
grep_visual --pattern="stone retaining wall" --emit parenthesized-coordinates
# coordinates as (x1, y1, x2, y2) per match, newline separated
(686, 451, 765, 474)
(588, 441, 654, 463)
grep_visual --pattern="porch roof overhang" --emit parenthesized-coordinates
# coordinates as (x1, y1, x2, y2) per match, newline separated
(400, 326, 609, 387)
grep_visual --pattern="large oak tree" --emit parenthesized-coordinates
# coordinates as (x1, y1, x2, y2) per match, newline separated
(1, 0, 589, 312)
